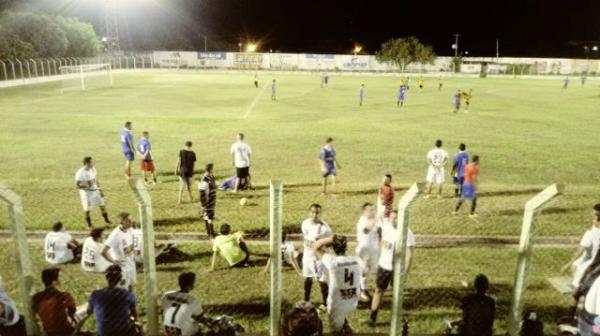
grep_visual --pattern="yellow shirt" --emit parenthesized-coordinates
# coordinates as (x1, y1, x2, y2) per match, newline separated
(212, 232, 245, 266)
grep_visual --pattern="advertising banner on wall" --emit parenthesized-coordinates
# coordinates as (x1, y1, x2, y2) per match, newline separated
(234, 53, 264, 68)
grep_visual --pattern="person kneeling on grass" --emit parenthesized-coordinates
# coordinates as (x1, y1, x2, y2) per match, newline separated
(208, 223, 250, 272)
(446, 274, 495, 336)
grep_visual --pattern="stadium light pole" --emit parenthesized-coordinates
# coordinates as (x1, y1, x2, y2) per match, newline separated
(453, 33, 461, 57)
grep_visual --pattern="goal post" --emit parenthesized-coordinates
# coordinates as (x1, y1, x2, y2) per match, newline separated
(269, 180, 283, 336)
(59, 63, 113, 91)
(128, 178, 159, 336)
(0, 182, 40, 336)
(390, 182, 425, 336)
(507, 184, 564, 336)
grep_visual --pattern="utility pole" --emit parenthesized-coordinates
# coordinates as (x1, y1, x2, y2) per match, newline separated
(496, 39, 500, 59)
(204, 35, 207, 52)
(453, 33, 461, 57)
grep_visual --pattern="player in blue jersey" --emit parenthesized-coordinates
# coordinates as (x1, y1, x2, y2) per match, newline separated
(359, 84, 365, 106)
(136, 131, 157, 185)
(397, 85, 408, 107)
(319, 137, 341, 194)
(120, 121, 135, 178)
(452, 90, 462, 113)
(451, 143, 469, 197)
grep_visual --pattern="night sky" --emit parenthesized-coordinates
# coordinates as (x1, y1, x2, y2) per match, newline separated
(2, 0, 599, 58)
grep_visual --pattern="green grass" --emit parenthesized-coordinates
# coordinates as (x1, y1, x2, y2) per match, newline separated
(0, 72, 598, 236)
(0, 241, 575, 335)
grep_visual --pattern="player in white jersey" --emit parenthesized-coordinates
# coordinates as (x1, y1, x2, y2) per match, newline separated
(301, 203, 333, 304)
(75, 156, 111, 228)
(44, 221, 81, 264)
(424, 139, 449, 199)
(102, 212, 136, 291)
(367, 210, 415, 327)
(563, 203, 600, 287)
(81, 228, 111, 273)
(314, 235, 361, 335)
(355, 203, 380, 302)
(261, 233, 302, 275)
(162, 272, 208, 336)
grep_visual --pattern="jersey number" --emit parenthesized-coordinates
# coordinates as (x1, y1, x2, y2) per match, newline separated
(344, 268, 354, 285)
(170, 303, 182, 324)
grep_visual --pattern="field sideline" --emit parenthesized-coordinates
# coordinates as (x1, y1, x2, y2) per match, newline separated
(0, 71, 598, 237)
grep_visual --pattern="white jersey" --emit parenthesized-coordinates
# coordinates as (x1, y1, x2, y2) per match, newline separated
(573, 226, 600, 286)
(75, 167, 104, 211)
(230, 141, 252, 168)
(282, 241, 296, 265)
(379, 220, 415, 271)
(322, 253, 361, 305)
(81, 237, 110, 273)
(132, 228, 143, 264)
(44, 231, 74, 264)
(105, 226, 136, 287)
(162, 291, 203, 336)
(301, 219, 333, 260)
(356, 216, 381, 249)
(426, 148, 449, 168)
(75, 167, 99, 190)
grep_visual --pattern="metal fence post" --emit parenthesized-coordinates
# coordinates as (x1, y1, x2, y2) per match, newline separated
(0, 183, 41, 336)
(8, 60, 15, 80)
(29, 59, 37, 77)
(39, 59, 45, 77)
(269, 180, 283, 336)
(128, 179, 159, 336)
(0, 60, 6, 81)
(507, 184, 564, 336)
(390, 182, 424, 336)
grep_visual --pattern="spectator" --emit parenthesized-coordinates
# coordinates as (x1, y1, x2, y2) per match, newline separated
(161, 272, 209, 336)
(448, 274, 495, 336)
(199, 163, 217, 239)
(578, 273, 600, 335)
(208, 224, 250, 271)
(0, 289, 26, 336)
(377, 174, 395, 218)
(81, 228, 111, 273)
(32, 268, 77, 336)
(86, 265, 139, 336)
(218, 175, 237, 191)
(44, 221, 82, 264)
(230, 133, 253, 192)
(175, 141, 197, 204)
(562, 203, 600, 288)
(279, 301, 323, 336)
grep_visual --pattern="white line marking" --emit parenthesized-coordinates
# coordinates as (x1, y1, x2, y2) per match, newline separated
(243, 84, 267, 119)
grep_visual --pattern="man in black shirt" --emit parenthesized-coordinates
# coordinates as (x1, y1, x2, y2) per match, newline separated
(199, 163, 217, 239)
(448, 274, 495, 336)
(175, 141, 197, 204)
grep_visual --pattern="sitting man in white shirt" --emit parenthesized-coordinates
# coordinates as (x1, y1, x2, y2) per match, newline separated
(81, 228, 111, 273)
(131, 221, 174, 266)
(162, 272, 210, 336)
(45, 221, 82, 265)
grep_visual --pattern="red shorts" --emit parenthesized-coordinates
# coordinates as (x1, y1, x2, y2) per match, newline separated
(141, 160, 155, 172)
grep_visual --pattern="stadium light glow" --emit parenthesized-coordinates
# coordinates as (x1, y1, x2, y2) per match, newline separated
(246, 43, 258, 52)
(593, 46, 599, 52)
(354, 45, 363, 54)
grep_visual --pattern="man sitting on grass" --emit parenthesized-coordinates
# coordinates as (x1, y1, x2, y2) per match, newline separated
(447, 274, 495, 336)
(32, 268, 78, 336)
(208, 223, 250, 272)
(162, 272, 210, 336)
(44, 221, 82, 265)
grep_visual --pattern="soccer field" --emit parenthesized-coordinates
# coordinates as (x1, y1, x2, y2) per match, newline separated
(0, 71, 598, 236)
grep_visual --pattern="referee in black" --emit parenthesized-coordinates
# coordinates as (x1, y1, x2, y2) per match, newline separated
(199, 163, 217, 239)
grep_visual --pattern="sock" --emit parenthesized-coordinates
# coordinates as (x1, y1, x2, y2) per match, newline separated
(360, 276, 368, 293)
(454, 187, 459, 196)
(205, 220, 214, 238)
(319, 282, 329, 305)
(370, 310, 378, 322)
(102, 212, 110, 223)
(471, 199, 477, 214)
(304, 278, 313, 302)
(85, 213, 92, 227)
(455, 201, 463, 212)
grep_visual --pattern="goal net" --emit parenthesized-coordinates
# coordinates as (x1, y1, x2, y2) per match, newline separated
(59, 63, 113, 91)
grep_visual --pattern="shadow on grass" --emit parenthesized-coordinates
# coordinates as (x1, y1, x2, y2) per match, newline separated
(243, 224, 302, 239)
(154, 216, 199, 226)
(497, 206, 584, 217)
(204, 296, 272, 316)
(478, 188, 543, 197)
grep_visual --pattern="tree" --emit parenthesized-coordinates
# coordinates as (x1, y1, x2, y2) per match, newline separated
(0, 11, 68, 57)
(376, 36, 437, 71)
(0, 24, 35, 59)
(54, 16, 101, 57)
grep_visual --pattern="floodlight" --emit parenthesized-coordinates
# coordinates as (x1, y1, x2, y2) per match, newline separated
(246, 43, 258, 52)
(593, 46, 599, 52)
(354, 45, 363, 54)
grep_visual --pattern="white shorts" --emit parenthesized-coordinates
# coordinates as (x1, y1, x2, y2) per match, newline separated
(426, 166, 445, 184)
(79, 190, 105, 211)
(327, 299, 358, 332)
(118, 262, 137, 289)
(356, 246, 379, 274)
(573, 259, 592, 287)
(302, 254, 326, 281)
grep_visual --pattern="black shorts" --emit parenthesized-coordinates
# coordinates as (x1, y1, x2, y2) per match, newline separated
(236, 167, 250, 179)
(376, 267, 394, 291)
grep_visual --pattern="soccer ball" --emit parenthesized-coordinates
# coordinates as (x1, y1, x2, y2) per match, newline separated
(240, 198, 248, 206)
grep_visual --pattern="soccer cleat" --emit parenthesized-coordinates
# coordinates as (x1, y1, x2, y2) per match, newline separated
(360, 291, 372, 303)
(469, 213, 479, 219)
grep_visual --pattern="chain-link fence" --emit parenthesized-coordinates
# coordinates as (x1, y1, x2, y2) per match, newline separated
(1, 178, 594, 335)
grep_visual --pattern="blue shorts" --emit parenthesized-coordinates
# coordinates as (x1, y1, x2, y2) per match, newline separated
(123, 151, 134, 161)
(322, 165, 336, 177)
(453, 176, 464, 186)
(462, 183, 477, 200)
